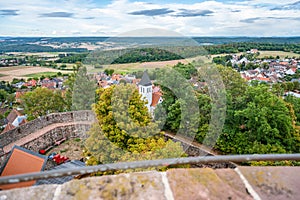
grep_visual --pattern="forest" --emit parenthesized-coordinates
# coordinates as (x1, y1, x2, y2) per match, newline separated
(58, 43, 300, 65)
(153, 63, 300, 163)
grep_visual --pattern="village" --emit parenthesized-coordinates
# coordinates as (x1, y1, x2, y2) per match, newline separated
(212, 49, 300, 97)
(0, 69, 164, 134)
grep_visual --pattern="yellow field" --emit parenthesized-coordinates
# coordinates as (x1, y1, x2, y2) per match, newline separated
(0, 66, 64, 82)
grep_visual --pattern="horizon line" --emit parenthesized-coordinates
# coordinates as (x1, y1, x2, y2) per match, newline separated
(1, 35, 300, 38)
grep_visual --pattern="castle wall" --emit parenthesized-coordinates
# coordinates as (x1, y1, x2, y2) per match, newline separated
(0, 110, 95, 148)
(0, 110, 235, 169)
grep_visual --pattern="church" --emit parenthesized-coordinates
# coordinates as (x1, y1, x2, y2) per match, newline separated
(138, 71, 163, 115)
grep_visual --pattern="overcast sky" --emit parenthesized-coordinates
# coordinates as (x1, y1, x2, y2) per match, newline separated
(0, 0, 300, 37)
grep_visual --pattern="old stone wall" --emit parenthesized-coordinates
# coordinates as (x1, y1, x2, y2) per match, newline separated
(0, 123, 92, 167)
(164, 134, 237, 168)
(0, 110, 95, 147)
(22, 124, 91, 153)
(2, 167, 300, 200)
(0, 110, 236, 169)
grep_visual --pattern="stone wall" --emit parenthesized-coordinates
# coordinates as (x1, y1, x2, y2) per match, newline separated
(2, 167, 299, 200)
(0, 110, 236, 169)
(0, 123, 92, 168)
(164, 134, 237, 168)
(22, 124, 91, 153)
(0, 110, 95, 147)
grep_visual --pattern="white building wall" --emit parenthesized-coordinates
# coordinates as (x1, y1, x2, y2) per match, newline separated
(139, 85, 152, 110)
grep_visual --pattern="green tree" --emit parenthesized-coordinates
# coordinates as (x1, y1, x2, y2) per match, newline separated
(64, 64, 79, 110)
(285, 95, 300, 125)
(218, 84, 299, 154)
(60, 64, 67, 69)
(104, 69, 114, 76)
(21, 87, 66, 120)
(6, 93, 15, 107)
(173, 62, 197, 79)
(72, 65, 96, 110)
(85, 84, 185, 167)
(0, 89, 8, 103)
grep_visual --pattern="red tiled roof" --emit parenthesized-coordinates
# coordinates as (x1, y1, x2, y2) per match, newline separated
(279, 62, 289, 66)
(6, 109, 22, 124)
(15, 91, 27, 102)
(151, 92, 162, 107)
(0, 146, 47, 190)
(1, 123, 15, 134)
(258, 77, 270, 82)
(132, 79, 140, 85)
(41, 82, 56, 88)
(111, 74, 122, 81)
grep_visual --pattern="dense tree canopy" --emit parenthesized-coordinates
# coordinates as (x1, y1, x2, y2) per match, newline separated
(285, 95, 300, 125)
(85, 84, 185, 167)
(154, 63, 300, 157)
(21, 87, 66, 120)
(218, 84, 299, 154)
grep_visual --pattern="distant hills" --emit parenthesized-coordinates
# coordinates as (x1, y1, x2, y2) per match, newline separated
(0, 36, 300, 53)
(1, 36, 300, 44)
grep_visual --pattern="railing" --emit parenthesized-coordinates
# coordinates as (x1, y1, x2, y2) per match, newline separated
(0, 154, 299, 185)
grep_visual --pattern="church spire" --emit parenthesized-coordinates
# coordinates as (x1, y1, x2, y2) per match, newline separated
(139, 71, 152, 86)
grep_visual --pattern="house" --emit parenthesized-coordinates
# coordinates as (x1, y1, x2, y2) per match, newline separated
(40, 78, 57, 89)
(111, 74, 122, 81)
(12, 82, 25, 89)
(1, 109, 27, 134)
(52, 78, 64, 89)
(250, 49, 258, 54)
(15, 90, 29, 103)
(237, 57, 248, 65)
(124, 74, 136, 83)
(138, 71, 163, 115)
(285, 91, 300, 98)
(23, 79, 37, 88)
(286, 68, 296, 75)
(0, 145, 47, 190)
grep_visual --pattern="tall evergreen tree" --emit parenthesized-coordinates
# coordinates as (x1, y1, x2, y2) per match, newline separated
(72, 65, 96, 110)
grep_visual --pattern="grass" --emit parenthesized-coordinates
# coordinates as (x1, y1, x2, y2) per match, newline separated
(258, 51, 300, 59)
(87, 60, 189, 74)
(24, 72, 61, 78)
(0, 74, 7, 77)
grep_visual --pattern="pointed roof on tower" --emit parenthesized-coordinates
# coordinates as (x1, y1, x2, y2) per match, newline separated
(139, 71, 152, 86)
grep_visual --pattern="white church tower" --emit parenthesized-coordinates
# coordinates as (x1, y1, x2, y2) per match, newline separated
(139, 71, 152, 111)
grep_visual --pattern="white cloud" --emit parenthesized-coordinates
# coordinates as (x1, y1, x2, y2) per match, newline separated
(0, 0, 299, 36)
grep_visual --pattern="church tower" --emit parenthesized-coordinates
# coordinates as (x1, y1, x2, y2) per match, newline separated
(139, 71, 152, 111)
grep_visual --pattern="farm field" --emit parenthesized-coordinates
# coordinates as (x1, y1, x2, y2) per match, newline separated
(87, 59, 190, 73)
(24, 72, 67, 79)
(258, 51, 300, 59)
(0, 66, 64, 82)
(0, 51, 298, 81)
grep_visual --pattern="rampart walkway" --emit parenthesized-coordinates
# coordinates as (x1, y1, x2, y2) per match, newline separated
(3, 121, 92, 153)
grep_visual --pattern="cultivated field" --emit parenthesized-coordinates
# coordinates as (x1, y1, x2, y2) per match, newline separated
(0, 66, 64, 82)
(258, 51, 300, 59)
(88, 59, 190, 73)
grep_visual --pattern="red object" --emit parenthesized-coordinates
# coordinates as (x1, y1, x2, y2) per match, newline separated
(52, 154, 69, 165)
(39, 149, 46, 155)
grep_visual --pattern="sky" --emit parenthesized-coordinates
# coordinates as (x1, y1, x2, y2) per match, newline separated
(0, 0, 300, 37)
